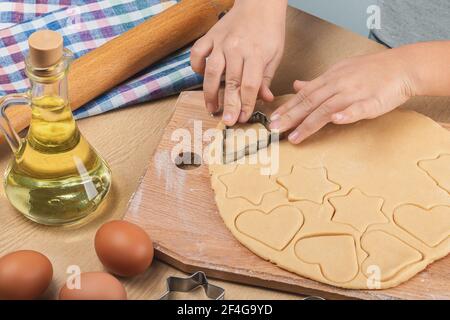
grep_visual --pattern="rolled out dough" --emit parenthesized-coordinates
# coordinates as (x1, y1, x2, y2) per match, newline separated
(209, 96, 450, 289)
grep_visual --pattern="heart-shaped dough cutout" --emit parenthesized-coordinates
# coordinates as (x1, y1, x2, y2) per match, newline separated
(235, 205, 303, 251)
(295, 235, 358, 283)
(394, 205, 450, 247)
(361, 230, 422, 281)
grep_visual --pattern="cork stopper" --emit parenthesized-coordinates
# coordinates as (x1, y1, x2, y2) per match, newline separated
(28, 30, 63, 68)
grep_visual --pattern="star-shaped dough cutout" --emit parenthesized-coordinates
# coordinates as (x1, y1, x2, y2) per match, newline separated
(329, 189, 387, 232)
(220, 166, 279, 205)
(276, 165, 340, 203)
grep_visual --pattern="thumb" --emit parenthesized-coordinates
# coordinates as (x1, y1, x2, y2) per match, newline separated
(331, 100, 374, 125)
(258, 56, 282, 102)
(293, 80, 308, 92)
(259, 78, 274, 102)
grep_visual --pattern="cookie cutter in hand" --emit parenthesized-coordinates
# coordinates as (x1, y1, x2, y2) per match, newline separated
(222, 111, 281, 164)
(159, 271, 225, 300)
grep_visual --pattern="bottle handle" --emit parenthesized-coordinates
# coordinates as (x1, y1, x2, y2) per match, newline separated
(0, 92, 31, 154)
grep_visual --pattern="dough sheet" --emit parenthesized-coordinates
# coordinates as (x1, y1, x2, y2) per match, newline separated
(208, 97, 450, 289)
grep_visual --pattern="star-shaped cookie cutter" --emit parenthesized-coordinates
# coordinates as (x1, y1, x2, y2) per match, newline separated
(159, 271, 225, 300)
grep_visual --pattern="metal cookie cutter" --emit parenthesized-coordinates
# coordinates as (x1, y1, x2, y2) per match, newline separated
(159, 271, 225, 300)
(222, 111, 280, 164)
(303, 296, 325, 300)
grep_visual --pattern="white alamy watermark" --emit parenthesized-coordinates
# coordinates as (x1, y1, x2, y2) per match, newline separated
(366, 265, 381, 289)
(66, 265, 82, 290)
(170, 120, 280, 175)
(367, 5, 381, 30)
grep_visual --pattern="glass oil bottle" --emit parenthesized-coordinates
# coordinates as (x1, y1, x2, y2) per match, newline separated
(0, 30, 111, 225)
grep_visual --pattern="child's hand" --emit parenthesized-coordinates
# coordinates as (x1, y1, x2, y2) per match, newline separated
(269, 50, 416, 144)
(190, 0, 287, 125)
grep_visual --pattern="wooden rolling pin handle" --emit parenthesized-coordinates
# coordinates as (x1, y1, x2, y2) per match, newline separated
(69, 0, 235, 109)
(1, 0, 235, 143)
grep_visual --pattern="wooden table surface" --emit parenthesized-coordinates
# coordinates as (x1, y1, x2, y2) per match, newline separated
(0, 6, 449, 300)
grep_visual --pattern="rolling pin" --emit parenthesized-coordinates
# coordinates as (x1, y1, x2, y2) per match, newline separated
(2, 0, 234, 142)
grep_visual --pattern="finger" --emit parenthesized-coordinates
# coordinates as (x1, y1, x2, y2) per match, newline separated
(288, 95, 349, 144)
(203, 51, 226, 113)
(267, 80, 309, 121)
(293, 80, 308, 92)
(223, 53, 244, 126)
(331, 99, 378, 124)
(270, 76, 327, 121)
(258, 55, 281, 102)
(259, 81, 274, 102)
(190, 36, 213, 74)
(269, 84, 337, 132)
(239, 57, 264, 122)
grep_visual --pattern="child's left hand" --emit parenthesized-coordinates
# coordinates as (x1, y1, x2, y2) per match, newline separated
(269, 50, 417, 144)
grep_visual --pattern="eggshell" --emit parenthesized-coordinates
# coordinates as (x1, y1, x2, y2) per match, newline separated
(59, 272, 127, 300)
(95, 220, 154, 277)
(0, 250, 53, 300)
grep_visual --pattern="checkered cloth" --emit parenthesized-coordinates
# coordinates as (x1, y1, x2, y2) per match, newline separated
(0, 0, 202, 119)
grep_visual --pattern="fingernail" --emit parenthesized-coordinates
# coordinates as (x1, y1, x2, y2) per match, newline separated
(332, 113, 345, 123)
(288, 131, 300, 142)
(269, 120, 281, 130)
(270, 113, 280, 121)
(223, 112, 233, 122)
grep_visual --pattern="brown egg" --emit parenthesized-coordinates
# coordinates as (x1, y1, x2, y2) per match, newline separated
(95, 220, 154, 277)
(59, 272, 127, 300)
(0, 250, 53, 300)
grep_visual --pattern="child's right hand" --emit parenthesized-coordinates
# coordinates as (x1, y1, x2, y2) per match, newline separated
(190, 0, 288, 126)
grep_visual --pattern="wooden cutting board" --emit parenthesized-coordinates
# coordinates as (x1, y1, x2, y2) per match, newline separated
(125, 91, 450, 300)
